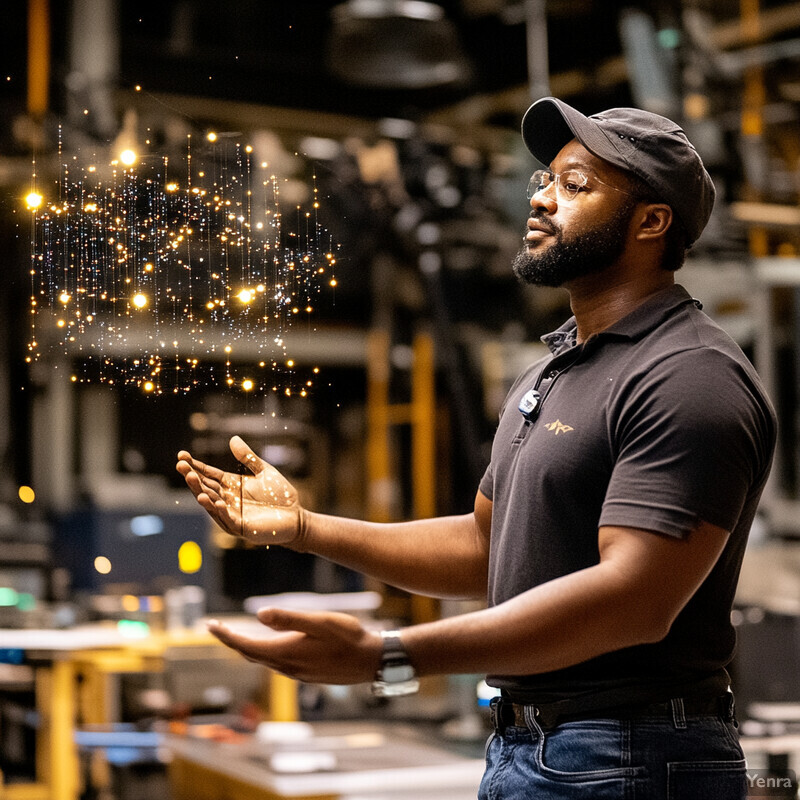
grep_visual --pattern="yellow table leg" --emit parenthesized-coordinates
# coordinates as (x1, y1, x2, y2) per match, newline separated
(268, 672, 298, 722)
(35, 661, 79, 800)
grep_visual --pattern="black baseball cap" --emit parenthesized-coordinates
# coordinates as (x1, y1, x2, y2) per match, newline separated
(521, 97, 715, 246)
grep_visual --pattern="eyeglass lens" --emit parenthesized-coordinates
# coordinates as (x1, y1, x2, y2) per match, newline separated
(527, 170, 588, 201)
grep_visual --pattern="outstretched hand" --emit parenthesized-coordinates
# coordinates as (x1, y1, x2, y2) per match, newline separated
(207, 609, 383, 685)
(176, 435, 304, 547)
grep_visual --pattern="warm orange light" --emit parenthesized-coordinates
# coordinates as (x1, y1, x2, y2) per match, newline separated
(94, 556, 112, 575)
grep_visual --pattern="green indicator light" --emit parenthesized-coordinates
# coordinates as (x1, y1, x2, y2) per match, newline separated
(17, 593, 36, 611)
(0, 588, 19, 607)
(657, 28, 681, 49)
(117, 619, 150, 638)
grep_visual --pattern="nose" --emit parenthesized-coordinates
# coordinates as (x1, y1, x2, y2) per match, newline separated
(529, 182, 557, 212)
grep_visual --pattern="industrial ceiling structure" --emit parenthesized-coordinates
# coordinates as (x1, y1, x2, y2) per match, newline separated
(4, 0, 800, 508)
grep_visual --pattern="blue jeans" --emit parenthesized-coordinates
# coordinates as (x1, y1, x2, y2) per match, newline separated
(479, 699, 746, 799)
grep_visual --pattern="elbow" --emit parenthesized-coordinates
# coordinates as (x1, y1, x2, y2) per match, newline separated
(607, 586, 676, 647)
(627, 605, 675, 646)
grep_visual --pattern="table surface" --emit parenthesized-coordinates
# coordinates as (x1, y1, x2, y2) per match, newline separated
(166, 721, 486, 798)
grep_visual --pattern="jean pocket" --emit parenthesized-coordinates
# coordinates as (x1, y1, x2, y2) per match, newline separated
(536, 722, 646, 783)
(667, 758, 747, 800)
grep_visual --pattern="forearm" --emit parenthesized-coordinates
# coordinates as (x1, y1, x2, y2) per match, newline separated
(400, 561, 666, 677)
(292, 510, 488, 600)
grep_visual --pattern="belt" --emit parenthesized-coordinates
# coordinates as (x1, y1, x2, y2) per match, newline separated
(489, 693, 735, 733)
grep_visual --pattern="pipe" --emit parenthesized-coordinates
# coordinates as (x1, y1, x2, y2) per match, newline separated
(27, 0, 50, 117)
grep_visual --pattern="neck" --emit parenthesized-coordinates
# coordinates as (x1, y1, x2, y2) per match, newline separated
(567, 269, 675, 343)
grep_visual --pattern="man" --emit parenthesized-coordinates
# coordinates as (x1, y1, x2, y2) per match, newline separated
(177, 97, 776, 799)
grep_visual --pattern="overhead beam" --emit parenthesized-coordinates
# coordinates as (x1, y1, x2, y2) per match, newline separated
(424, 2, 800, 132)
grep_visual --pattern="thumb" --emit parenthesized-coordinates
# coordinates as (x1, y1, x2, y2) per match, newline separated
(230, 435, 263, 475)
(256, 607, 322, 634)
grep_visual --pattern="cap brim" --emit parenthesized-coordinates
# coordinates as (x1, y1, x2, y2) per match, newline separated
(521, 97, 621, 169)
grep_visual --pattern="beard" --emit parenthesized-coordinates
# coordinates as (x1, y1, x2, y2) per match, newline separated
(512, 199, 637, 288)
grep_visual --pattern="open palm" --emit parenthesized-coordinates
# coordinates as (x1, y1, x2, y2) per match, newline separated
(176, 435, 303, 546)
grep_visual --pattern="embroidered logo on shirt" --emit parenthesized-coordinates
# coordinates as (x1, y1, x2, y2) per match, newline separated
(544, 420, 574, 435)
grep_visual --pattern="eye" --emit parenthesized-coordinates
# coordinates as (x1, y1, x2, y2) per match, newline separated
(561, 172, 587, 194)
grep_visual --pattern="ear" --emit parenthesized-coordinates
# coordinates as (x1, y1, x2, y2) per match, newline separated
(634, 203, 672, 243)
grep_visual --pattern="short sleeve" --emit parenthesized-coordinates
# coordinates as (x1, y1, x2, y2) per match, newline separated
(479, 464, 494, 501)
(600, 348, 775, 538)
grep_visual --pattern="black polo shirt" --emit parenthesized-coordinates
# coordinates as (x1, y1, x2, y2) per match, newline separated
(480, 284, 776, 706)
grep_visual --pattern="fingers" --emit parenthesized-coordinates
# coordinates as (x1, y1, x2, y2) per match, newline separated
(255, 608, 359, 638)
(179, 468, 242, 533)
(206, 620, 269, 663)
(176, 449, 249, 537)
(229, 436, 264, 476)
(207, 619, 299, 668)
(176, 451, 227, 484)
(256, 607, 319, 634)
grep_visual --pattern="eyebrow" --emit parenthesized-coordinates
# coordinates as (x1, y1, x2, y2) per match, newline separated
(549, 159, 599, 175)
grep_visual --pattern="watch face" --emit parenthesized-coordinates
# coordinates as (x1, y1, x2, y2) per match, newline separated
(382, 663, 415, 683)
(372, 677, 420, 697)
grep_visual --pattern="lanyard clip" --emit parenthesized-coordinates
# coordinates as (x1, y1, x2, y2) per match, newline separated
(518, 389, 541, 423)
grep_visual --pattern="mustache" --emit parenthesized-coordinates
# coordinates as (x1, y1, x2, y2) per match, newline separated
(528, 212, 558, 236)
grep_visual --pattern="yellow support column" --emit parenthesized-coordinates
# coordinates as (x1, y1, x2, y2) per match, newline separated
(366, 329, 395, 524)
(268, 672, 299, 722)
(411, 332, 436, 521)
(36, 661, 79, 800)
(740, 0, 768, 259)
(411, 333, 439, 626)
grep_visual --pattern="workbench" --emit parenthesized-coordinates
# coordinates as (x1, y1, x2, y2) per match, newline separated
(166, 721, 485, 800)
(0, 623, 297, 800)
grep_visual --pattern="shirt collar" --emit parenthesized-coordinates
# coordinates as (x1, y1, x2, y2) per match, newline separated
(540, 284, 700, 356)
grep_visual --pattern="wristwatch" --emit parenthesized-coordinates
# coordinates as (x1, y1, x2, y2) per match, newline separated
(371, 630, 420, 697)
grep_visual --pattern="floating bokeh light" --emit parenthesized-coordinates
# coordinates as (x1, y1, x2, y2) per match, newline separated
(119, 149, 137, 166)
(26, 133, 340, 395)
